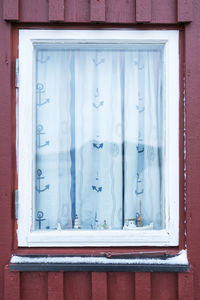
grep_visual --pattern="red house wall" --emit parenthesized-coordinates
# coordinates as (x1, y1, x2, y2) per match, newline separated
(0, 0, 199, 299)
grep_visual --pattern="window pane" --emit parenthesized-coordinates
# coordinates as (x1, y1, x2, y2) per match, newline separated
(34, 45, 164, 231)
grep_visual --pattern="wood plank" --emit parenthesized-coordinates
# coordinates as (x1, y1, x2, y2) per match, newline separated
(136, 0, 151, 23)
(4, 265, 20, 300)
(20, 0, 48, 23)
(0, 16, 12, 300)
(65, 0, 90, 23)
(178, 272, 194, 300)
(185, 4, 200, 297)
(49, 0, 64, 22)
(90, 0, 105, 22)
(151, 0, 177, 24)
(107, 272, 134, 300)
(21, 272, 48, 300)
(106, 0, 135, 23)
(135, 272, 151, 300)
(177, 0, 193, 22)
(64, 272, 92, 300)
(3, 0, 19, 21)
(92, 272, 107, 300)
(48, 272, 64, 300)
(151, 273, 178, 300)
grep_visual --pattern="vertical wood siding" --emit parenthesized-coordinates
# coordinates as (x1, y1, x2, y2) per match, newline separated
(151, 273, 178, 300)
(90, 0, 106, 23)
(135, 272, 151, 300)
(4, 266, 20, 300)
(48, 0, 65, 22)
(3, 0, 19, 21)
(0, 0, 199, 299)
(48, 272, 64, 300)
(3, 270, 195, 300)
(92, 272, 107, 300)
(177, 0, 193, 22)
(136, 0, 151, 23)
(2, 0, 193, 23)
(0, 0, 12, 298)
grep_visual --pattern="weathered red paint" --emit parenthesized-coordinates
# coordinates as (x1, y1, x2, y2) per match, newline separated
(136, 0, 151, 23)
(178, 271, 194, 300)
(135, 272, 151, 300)
(20, 0, 48, 23)
(108, 272, 134, 300)
(92, 272, 107, 300)
(0, 3, 12, 300)
(48, 272, 64, 300)
(3, 0, 19, 21)
(21, 272, 48, 300)
(64, 272, 92, 299)
(0, 0, 200, 299)
(4, 266, 20, 300)
(177, 0, 193, 23)
(185, 2, 200, 295)
(151, 0, 177, 24)
(151, 273, 178, 300)
(49, 0, 65, 22)
(90, 0, 105, 23)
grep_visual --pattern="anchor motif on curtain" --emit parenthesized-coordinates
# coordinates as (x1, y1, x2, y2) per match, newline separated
(134, 61, 144, 70)
(36, 169, 50, 193)
(93, 58, 105, 66)
(37, 124, 50, 148)
(37, 53, 50, 64)
(92, 173, 102, 192)
(92, 88, 104, 109)
(92, 185, 102, 192)
(36, 211, 45, 229)
(93, 101, 104, 109)
(36, 83, 50, 106)
(136, 97, 145, 112)
(136, 143, 144, 153)
(93, 142, 104, 149)
(138, 131, 143, 142)
(135, 173, 144, 195)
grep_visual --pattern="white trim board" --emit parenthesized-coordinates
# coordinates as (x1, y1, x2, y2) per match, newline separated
(18, 29, 179, 247)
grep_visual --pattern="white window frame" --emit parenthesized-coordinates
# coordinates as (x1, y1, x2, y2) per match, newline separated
(18, 29, 179, 247)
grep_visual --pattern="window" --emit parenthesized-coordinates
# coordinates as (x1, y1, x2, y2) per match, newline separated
(18, 30, 179, 247)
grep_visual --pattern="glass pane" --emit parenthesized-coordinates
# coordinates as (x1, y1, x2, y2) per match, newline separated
(34, 45, 164, 231)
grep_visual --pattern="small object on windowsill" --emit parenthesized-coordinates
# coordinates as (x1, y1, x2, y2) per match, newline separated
(123, 219, 137, 230)
(124, 220, 153, 230)
(102, 220, 108, 230)
(57, 223, 61, 231)
(74, 214, 79, 229)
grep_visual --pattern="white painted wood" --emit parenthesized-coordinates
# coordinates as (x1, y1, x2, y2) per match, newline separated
(11, 250, 188, 264)
(18, 30, 179, 247)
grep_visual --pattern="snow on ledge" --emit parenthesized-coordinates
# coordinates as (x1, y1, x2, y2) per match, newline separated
(10, 250, 188, 265)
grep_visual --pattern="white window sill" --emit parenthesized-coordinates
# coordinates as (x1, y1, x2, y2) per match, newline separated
(18, 228, 178, 247)
(10, 250, 189, 272)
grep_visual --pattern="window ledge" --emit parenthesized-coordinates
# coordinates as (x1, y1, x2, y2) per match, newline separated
(10, 250, 189, 272)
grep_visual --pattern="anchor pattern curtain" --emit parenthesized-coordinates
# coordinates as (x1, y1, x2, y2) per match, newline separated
(35, 46, 164, 231)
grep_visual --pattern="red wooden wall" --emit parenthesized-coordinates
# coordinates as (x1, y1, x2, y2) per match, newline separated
(0, 0, 199, 299)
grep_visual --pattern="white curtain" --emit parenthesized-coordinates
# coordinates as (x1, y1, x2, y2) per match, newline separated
(124, 50, 163, 229)
(35, 47, 163, 231)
